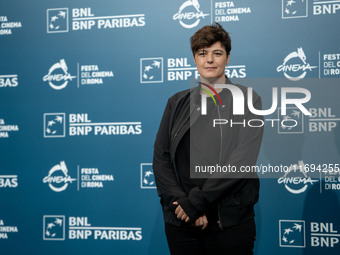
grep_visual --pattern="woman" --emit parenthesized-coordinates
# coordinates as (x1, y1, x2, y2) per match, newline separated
(153, 23, 263, 255)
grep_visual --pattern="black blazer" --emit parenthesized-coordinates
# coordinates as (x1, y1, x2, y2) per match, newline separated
(153, 78, 264, 228)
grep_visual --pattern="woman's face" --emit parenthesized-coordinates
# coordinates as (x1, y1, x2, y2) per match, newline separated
(194, 41, 230, 80)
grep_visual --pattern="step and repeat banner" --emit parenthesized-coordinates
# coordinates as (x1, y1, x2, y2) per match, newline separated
(1, 0, 340, 254)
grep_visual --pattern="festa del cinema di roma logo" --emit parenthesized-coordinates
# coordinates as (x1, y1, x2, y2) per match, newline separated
(277, 48, 317, 81)
(277, 160, 319, 194)
(43, 161, 76, 192)
(43, 59, 76, 90)
(173, 0, 209, 29)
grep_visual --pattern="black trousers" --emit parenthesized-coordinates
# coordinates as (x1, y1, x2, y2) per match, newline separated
(165, 219, 255, 255)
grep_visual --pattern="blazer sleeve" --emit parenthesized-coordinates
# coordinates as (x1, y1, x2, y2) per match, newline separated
(177, 95, 264, 220)
(153, 99, 187, 208)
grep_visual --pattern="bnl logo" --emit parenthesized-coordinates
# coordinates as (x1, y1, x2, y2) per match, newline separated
(140, 163, 156, 189)
(140, 58, 163, 83)
(311, 222, 340, 247)
(44, 113, 66, 138)
(279, 220, 306, 248)
(47, 8, 69, 33)
(278, 107, 304, 134)
(43, 215, 65, 240)
(282, 0, 308, 19)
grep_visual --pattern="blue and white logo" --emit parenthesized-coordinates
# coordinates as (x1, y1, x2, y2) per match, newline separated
(44, 113, 66, 138)
(173, 0, 209, 29)
(43, 59, 76, 90)
(140, 58, 163, 83)
(140, 163, 156, 189)
(47, 8, 69, 33)
(278, 107, 304, 134)
(277, 160, 319, 194)
(279, 220, 306, 247)
(282, 0, 308, 19)
(43, 161, 76, 192)
(277, 48, 317, 81)
(43, 215, 65, 240)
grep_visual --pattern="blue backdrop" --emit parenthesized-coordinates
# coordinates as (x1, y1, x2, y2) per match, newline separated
(1, 0, 340, 254)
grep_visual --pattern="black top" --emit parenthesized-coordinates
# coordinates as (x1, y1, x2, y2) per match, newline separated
(153, 80, 263, 228)
(175, 89, 230, 229)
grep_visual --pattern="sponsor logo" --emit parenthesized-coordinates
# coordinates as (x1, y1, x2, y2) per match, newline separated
(282, 0, 308, 19)
(0, 118, 19, 139)
(282, 0, 340, 19)
(277, 48, 317, 81)
(79, 167, 114, 189)
(313, 0, 340, 16)
(43, 216, 65, 240)
(44, 113, 66, 138)
(47, 8, 68, 33)
(278, 107, 304, 134)
(43, 113, 142, 138)
(43, 60, 114, 89)
(168, 57, 246, 81)
(140, 163, 155, 189)
(43, 59, 76, 90)
(43, 161, 76, 192)
(0, 175, 18, 188)
(323, 169, 340, 191)
(140, 58, 163, 83)
(311, 221, 340, 247)
(43, 161, 114, 191)
(0, 74, 18, 87)
(278, 160, 319, 194)
(167, 57, 209, 81)
(173, 0, 209, 29)
(309, 107, 339, 132)
(69, 216, 142, 240)
(167, 57, 203, 81)
(0, 16, 22, 35)
(279, 219, 340, 248)
(279, 107, 339, 134)
(140, 57, 246, 83)
(214, 1, 252, 23)
(279, 220, 306, 247)
(321, 53, 340, 77)
(0, 219, 18, 240)
(47, 7, 145, 33)
(79, 64, 114, 86)
(43, 216, 142, 241)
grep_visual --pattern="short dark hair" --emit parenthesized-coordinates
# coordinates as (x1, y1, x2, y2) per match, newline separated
(190, 22, 231, 56)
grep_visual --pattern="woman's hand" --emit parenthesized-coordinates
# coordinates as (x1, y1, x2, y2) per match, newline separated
(194, 215, 208, 230)
(173, 201, 190, 223)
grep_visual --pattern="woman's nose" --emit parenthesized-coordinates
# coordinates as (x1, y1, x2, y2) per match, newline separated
(206, 53, 213, 63)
